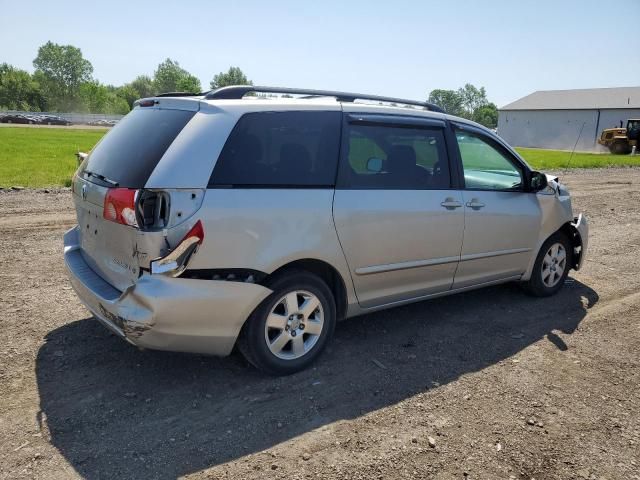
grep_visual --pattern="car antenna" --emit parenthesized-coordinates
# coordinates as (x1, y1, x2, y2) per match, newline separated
(565, 122, 586, 173)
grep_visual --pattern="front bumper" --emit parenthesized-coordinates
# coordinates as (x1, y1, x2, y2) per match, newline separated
(571, 213, 589, 270)
(63, 226, 272, 356)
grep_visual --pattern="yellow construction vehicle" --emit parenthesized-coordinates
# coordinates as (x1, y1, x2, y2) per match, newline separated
(598, 119, 640, 154)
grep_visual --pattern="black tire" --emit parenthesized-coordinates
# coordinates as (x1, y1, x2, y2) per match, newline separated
(610, 141, 631, 155)
(238, 269, 336, 375)
(522, 232, 573, 297)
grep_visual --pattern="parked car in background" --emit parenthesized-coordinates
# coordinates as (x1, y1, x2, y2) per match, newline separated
(0, 113, 71, 125)
(0, 113, 31, 124)
(63, 86, 589, 375)
(87, 119, 118, 127)
(39, 114, 71, 125)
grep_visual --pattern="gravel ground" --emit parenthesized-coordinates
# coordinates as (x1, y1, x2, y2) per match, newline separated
(0, 168, 639, 480)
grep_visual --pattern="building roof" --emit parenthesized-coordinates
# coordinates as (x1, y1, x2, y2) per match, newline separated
(500, 86, 640, 111)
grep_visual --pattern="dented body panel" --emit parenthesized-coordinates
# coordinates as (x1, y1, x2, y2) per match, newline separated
(64, 227, 272, 355)
(520, 177, 588, 281)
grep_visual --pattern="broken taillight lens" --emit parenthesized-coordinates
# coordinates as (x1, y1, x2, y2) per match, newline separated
(150, 220, 205, 277)
(103, 188, 139, 227)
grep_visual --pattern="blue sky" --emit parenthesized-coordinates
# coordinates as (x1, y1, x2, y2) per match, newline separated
(1, 0, 638, 107)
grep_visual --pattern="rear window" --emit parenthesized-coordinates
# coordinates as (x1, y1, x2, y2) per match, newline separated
(82, 108, 195, 187)
(209, 111, 341, 187)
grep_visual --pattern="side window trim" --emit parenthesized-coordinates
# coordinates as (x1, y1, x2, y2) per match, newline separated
(336, 113, 454, 190)
(443, 120, 464, 190)
(346, 113, 446, 130)
(452, 123, 531, 192)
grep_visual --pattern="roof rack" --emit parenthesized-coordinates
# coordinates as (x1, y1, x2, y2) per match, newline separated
(155, 91, 202, 97)
(203, 85, 444, 113)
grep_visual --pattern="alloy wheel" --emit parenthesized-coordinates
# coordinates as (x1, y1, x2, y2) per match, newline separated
(264, 290, 324, 360)
(541, 242, 567, 288)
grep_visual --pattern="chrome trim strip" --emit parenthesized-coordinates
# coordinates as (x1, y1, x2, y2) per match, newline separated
(355, 247, 531, 276)
(355, 256, 460, 275)
(460, 247, 531, 262)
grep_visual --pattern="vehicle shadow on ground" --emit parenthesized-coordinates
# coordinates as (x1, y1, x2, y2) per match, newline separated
(36, 279, 597, 479)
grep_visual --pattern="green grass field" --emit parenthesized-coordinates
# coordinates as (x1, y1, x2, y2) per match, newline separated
(0, 126, 107, 188)
(1, 126, 639, 188)
(516, 147, 640, 170)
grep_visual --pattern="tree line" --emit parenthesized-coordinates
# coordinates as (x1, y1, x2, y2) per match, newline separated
(428, 85, 498, 128)
(0, 41, 251, 115)
(0, 41, 498, 128)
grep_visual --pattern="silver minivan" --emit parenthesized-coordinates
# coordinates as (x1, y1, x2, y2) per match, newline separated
(64, 86, 588, 375)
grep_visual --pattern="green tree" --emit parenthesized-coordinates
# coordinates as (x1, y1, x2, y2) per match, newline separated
(457, 83, 489, 118)
(78, 81, 130, 114)
(105, 93, 130, 115)
(129, 75, 155, 98)
(115, 84, 140, 108)
(153, 59, 201, 93)
(428, 83, 495, 127)
(0, 63, 46, 111)
(175, 74, 202, 93)
(472, 102, 498, 129)
(33, 41, 93, 111)
(427, 89, 464, 116)
(78, 81, 109, 113)
(209, 66, 252, 90)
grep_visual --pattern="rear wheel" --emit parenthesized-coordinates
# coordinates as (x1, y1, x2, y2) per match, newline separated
(238, 270, 336, 375)
(522, 232, 572, 297)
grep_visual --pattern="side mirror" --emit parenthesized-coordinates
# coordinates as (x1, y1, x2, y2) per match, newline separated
(530, 171, 548, 192)
(366, 157, 383, 173)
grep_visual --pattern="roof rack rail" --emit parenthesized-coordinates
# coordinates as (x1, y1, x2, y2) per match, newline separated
(155, 91, 202, 97)
(203, 85, 444, 113)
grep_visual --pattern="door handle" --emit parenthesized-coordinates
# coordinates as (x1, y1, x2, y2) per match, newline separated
(465, 198, 485, 210)
(440, 197, 463, 210)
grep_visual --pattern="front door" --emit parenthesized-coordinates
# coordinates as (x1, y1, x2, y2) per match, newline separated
(452, 127, 542, 288)
(333, 114, 465, 308)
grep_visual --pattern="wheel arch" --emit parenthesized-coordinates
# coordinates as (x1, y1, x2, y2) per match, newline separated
(522, 221, 583, 281)
(263, 258, 349, 321)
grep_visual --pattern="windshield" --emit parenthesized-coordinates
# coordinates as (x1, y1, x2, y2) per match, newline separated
(82, 108, 195, 188)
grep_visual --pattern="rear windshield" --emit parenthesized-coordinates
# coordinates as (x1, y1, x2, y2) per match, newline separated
(82, 108, 195, 187)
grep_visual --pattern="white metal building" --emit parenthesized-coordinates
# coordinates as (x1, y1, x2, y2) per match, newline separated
(497, 87, 640, 151)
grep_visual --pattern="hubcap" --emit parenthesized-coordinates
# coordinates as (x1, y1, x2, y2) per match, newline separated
(264, 290, 324, 360)
(541, 242, 567, 288)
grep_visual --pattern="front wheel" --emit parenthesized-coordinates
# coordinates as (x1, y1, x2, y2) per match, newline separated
(238, 270, 336, 375)
(522, 232, 573, 297)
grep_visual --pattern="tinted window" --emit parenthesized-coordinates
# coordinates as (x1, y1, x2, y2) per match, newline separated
(340, 123, 450, 189)
(82, 108, 195, 187)
(455, 132, 523, 190)
(209, 111, 341, 187)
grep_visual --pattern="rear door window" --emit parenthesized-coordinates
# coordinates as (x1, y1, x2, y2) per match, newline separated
(82, 108, 195, 187)
(339, 122, 450, 189)
(209, 111, 341, 187)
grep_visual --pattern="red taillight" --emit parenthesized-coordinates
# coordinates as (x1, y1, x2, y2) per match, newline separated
(184, 219, 205, 245)
(103, 188, 138, 227)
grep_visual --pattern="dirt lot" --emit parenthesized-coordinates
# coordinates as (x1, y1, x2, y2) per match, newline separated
(1, 168, 639, 480)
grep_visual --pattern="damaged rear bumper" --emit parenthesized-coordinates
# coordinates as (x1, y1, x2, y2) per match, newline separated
(63, 226, 272, 356)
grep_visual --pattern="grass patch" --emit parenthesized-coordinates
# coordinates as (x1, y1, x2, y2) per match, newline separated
(515, 147, 640, 170)
(0, 126, 106, 188)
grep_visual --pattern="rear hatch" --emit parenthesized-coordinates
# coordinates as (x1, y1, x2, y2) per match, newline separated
(72, 101, 198, 291)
